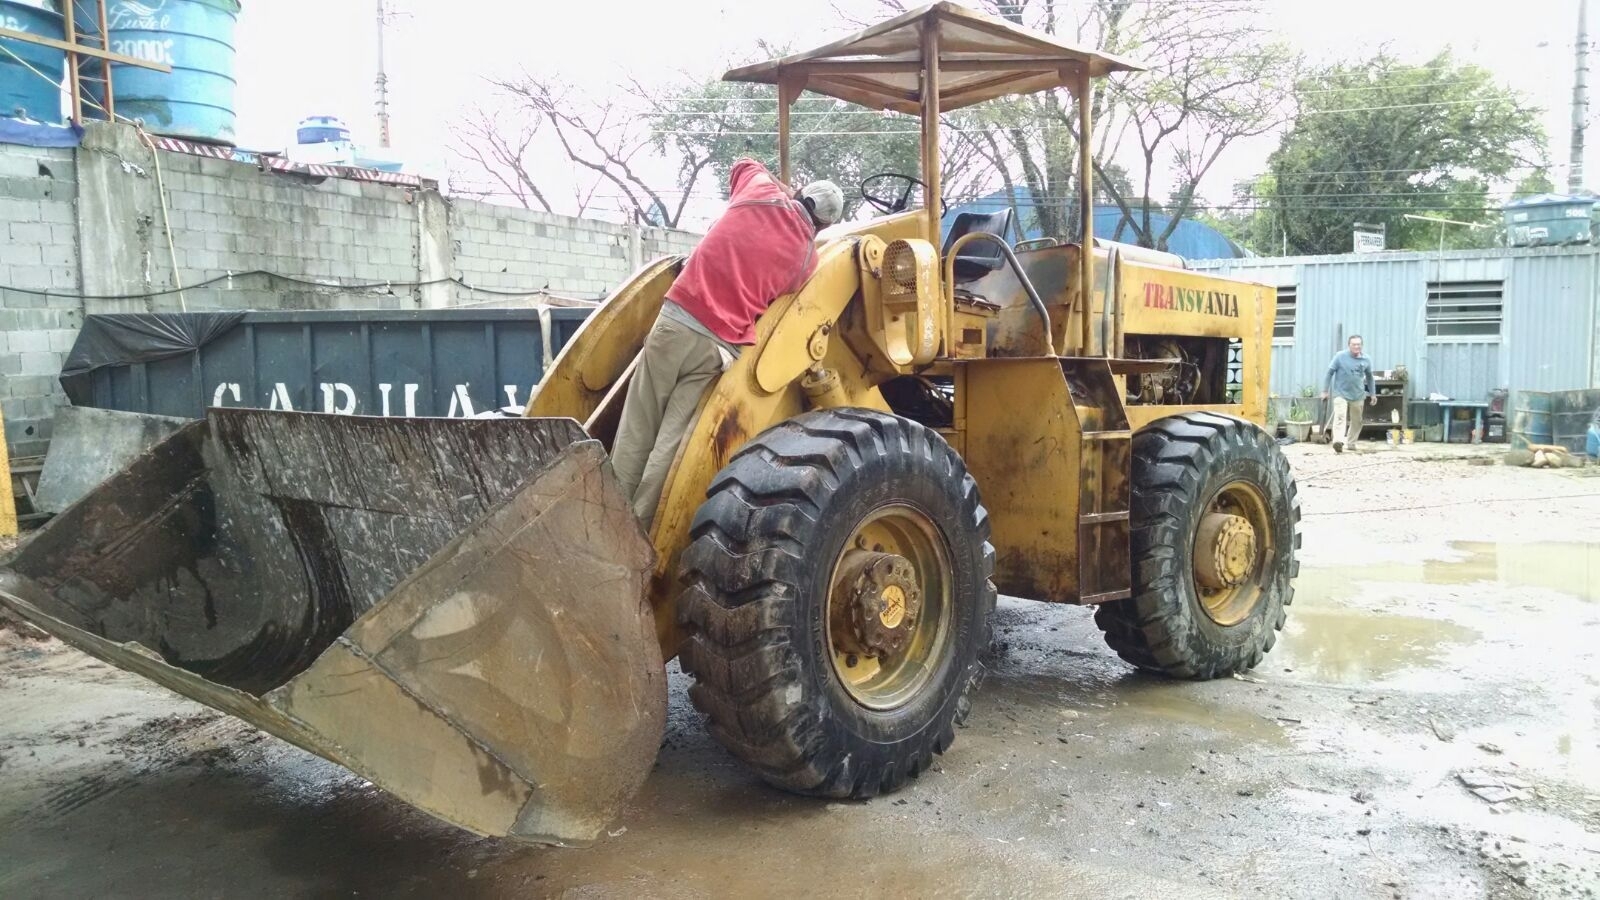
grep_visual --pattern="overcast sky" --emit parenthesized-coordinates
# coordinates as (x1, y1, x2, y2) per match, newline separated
(233, 0, 1588, 227)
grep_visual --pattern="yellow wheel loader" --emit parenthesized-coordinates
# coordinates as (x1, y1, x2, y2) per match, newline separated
(0, 2, 1298, 846)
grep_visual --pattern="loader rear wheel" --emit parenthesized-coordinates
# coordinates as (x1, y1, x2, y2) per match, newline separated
(1094, 412, 1300, 679)
(679, 409, 995, 798)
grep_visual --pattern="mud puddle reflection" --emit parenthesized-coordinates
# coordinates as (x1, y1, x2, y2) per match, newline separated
(1277, 540, 1600, 683)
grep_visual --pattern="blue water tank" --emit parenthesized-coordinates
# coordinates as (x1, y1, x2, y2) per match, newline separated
(0, 0, 65, 122)
(85, 0, 241, 144)
(297, 115, 352, 146)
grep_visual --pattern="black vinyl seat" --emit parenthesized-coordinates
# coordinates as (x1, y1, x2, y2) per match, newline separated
(943, 209, 1016, 283)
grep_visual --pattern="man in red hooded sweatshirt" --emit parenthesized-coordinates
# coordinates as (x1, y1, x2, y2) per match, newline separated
(612, 158, 844, 524)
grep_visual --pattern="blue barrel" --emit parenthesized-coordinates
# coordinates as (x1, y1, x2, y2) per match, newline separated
(85, 0, 240, 144)
(1511, 391, 1554, 450)
(0, 0, 65, 122)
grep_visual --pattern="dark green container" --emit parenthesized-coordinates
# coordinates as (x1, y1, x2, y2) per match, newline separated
(1510, 391, 1553, 450)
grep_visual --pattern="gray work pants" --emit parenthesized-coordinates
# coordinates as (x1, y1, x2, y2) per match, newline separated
(611, 314, 726, 525)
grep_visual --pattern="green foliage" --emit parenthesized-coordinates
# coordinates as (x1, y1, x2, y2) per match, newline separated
(1512, 169, 1556, 199)
(645, 68, 922, 219)
(1288, 387, 1317, 422)
(1249, 51, 1547, 256)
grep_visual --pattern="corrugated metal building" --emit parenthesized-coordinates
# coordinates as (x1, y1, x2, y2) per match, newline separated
(1190, 247, 1600, 401)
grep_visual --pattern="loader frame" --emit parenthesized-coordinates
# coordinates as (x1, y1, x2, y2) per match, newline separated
(528, 1, 1277, 657)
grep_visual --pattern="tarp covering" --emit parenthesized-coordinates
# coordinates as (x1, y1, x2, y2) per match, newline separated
(60, 313, 244, 406)
(0, 118, 83, 149)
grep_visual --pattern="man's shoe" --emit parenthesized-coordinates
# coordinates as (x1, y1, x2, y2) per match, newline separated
(1333, 441, 1344, 454)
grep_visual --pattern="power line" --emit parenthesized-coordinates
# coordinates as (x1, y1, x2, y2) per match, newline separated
(0, 269, 591, 301)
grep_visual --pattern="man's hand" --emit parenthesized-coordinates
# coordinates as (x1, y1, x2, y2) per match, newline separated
(1320, 392, 1329, 401)
(1368, 395, 1378, 406)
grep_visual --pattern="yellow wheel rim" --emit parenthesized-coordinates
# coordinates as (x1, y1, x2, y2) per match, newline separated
(826, 504, 953, 711)
(1192, 480, 1274, 627)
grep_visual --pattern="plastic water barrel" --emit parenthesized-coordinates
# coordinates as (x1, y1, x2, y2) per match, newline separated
(1510, 391, 1554, 450)
(83, 0, 240, 144)
(0, 0, 65, 122)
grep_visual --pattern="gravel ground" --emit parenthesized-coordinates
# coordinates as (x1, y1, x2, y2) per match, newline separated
(1, 441, 1597, 898)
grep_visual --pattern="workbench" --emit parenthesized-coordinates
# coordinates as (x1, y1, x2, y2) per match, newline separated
(1437, 399, 1489, 444)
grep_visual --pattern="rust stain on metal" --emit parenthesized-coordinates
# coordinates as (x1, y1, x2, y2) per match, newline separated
(713, 408, 748, 468)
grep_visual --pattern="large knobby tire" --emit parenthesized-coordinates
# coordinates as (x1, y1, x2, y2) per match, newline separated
(678, 409, 996, 798)
(1094, 412, 1300, 679)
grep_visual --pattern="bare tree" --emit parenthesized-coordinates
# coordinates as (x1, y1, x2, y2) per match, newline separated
(448, 106, 554, 211)
(450, 56, 984, 229)
(844, 0, 1299, 250)
(486, 75, 718, 229)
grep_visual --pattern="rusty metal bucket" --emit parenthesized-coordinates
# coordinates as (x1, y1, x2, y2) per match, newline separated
(0, 409, 666, 846)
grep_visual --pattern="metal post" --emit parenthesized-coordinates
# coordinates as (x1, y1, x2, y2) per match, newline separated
(778, 95, 791, 183)
(628, 209, 643, 271)
(1077, 73, 1095, 356)
(1573, 0, 1590, 193)
(96, 0, 114, 119)
(63, 0, 81, 122)
(921, 22, 949, 352)
(376, 0, 392, 147)
(920, 24, 941, 248)
(777, 75, 802, 185)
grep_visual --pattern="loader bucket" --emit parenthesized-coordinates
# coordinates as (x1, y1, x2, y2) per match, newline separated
(0, 409, 666, 846)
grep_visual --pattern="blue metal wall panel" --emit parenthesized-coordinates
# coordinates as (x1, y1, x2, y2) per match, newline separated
(1505, 252, 1596, 391)
(1194, 248, 1600, 400)
(1425, 342, 1500, 399)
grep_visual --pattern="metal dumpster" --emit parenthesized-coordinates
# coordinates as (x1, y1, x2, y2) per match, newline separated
(60, 307, 593, 420)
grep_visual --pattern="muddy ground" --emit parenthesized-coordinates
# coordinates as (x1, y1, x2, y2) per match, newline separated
(1, 442, 1598, 898)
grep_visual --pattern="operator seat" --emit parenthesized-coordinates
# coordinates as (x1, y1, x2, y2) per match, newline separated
(943, 208, 1017, 284)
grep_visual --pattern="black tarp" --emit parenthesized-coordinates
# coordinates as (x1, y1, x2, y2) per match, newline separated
(60, 313, 245, 407)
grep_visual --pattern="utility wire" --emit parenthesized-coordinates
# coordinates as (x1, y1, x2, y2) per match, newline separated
(0, 270, 606, 302)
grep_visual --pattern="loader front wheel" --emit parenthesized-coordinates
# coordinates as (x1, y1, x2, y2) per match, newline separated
(679, 409, 995, 798)
(1094, 412, 1300, 679)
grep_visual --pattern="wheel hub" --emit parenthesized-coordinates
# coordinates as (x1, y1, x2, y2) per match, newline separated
(832, 551, 922, 658)
(1195, 512, 1257, 590)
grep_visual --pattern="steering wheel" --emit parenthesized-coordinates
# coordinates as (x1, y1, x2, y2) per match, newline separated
(860, 172, 945, 216)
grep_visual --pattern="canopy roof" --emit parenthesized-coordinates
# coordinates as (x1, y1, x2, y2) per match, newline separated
(723, 2, 1144, 115)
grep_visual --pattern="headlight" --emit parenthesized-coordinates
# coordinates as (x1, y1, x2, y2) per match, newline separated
(883, 240, 919, 295)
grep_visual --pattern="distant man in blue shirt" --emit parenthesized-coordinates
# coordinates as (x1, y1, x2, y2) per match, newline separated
(1321, 335, 1376, 454)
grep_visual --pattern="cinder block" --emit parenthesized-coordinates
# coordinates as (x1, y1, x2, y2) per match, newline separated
(7, 265, 54, 290)
(41, 245, 75, 268)
(48, 266, 77, 291)
(0, 151, 44, 179)
(46, 291, 82, 312)
(158, 152, 201, 174)
(17, 351, 60, 376)
(0, 197, 41, 221)
(0, 242, 43, 267)
(38, 200, 74, 225)
(49, 223, 75, 244)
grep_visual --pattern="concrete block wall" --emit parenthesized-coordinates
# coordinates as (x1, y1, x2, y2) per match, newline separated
(155, 155, 422, 311)
(1, 145, 82, 458)
(451, 200, 702, 299)
(0, 121, 704, 458)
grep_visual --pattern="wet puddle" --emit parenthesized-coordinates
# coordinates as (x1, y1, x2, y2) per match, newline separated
(1279, 605, 1478, 683)
(1278, 540, 1600, 683)
(1340, 541, 1600, 601)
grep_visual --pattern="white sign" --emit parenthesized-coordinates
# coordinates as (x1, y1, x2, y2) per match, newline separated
(210, 382, 535, 417)
(1353, 231, 1386, 253)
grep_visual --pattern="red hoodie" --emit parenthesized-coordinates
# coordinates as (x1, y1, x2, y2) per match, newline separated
(667, 158, 818, 346)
